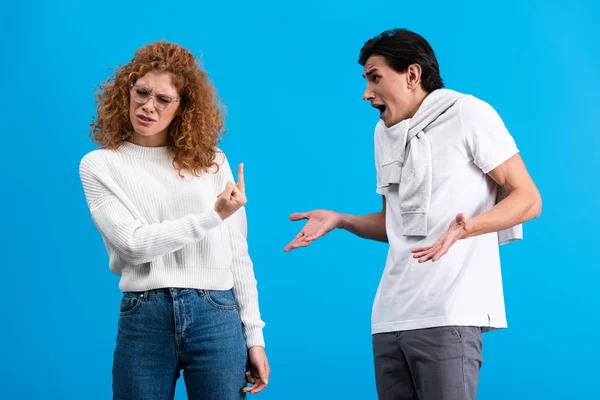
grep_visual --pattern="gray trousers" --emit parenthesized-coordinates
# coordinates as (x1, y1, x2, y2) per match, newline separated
(373, 326, 483, 400)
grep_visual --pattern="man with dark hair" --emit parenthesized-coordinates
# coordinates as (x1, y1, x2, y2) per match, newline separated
(285, 28, 542, 400)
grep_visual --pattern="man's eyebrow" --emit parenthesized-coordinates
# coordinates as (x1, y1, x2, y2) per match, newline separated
(363, 68, 379, 79)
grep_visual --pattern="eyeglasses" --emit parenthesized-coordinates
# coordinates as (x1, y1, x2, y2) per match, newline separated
(129, 83, 181, 111)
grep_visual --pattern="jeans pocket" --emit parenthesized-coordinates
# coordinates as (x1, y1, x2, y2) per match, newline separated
(119, 293, 143, 316)
(205, 289, 239, 310)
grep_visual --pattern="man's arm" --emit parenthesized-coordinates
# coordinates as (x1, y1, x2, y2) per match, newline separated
(465, 153, 542, 238)
(284, 196, 387, 252)
(340, 196, 388, 242)
(412, 154, 542, 262)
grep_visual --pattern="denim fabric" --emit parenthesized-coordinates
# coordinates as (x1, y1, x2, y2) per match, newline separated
(113, 288, 247, 400)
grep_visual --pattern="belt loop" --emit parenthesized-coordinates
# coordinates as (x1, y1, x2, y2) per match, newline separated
(141, 290, 149, 302)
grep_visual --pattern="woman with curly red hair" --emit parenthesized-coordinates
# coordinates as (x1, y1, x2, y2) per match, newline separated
(79, 41, 269, 399)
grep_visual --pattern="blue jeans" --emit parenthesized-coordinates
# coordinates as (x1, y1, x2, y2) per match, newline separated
(113, 288, 247, 400)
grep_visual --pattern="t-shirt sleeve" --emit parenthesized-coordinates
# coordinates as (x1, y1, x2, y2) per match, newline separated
(461, 95, 519, 174)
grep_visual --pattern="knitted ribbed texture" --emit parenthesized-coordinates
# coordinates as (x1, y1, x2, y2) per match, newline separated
(79, 141, 265, 347)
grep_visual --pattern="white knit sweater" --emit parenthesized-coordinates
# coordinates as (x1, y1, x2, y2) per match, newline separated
(79, 141, 265, 348)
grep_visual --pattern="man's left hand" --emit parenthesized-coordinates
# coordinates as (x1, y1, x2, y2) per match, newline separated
(411, 213, 469, 263)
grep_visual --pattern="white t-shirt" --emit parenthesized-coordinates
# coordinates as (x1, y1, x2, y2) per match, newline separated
(372, 94, 519, 334)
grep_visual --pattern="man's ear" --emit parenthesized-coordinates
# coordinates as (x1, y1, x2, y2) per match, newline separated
(406, 63, 422, 90)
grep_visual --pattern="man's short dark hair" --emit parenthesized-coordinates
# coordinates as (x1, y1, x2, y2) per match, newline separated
(358, 28, 444, 93)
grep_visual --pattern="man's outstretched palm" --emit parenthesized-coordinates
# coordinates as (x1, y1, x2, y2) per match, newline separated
(411, 213, 469, 263)
(284, 210, 342, 252)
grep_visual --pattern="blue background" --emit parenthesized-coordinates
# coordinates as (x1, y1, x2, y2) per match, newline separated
(1, 0, 599, 398)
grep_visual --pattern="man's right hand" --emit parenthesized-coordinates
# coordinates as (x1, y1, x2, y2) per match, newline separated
(284, 210, 343, 252)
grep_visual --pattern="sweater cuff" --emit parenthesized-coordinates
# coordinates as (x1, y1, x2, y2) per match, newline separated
(401, 212, 428, 237)
(245, 327, 265, 349)
(199, 208, 225, 230)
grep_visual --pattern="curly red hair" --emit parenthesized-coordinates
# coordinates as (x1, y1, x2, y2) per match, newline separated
(90, 41, 225, 176)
